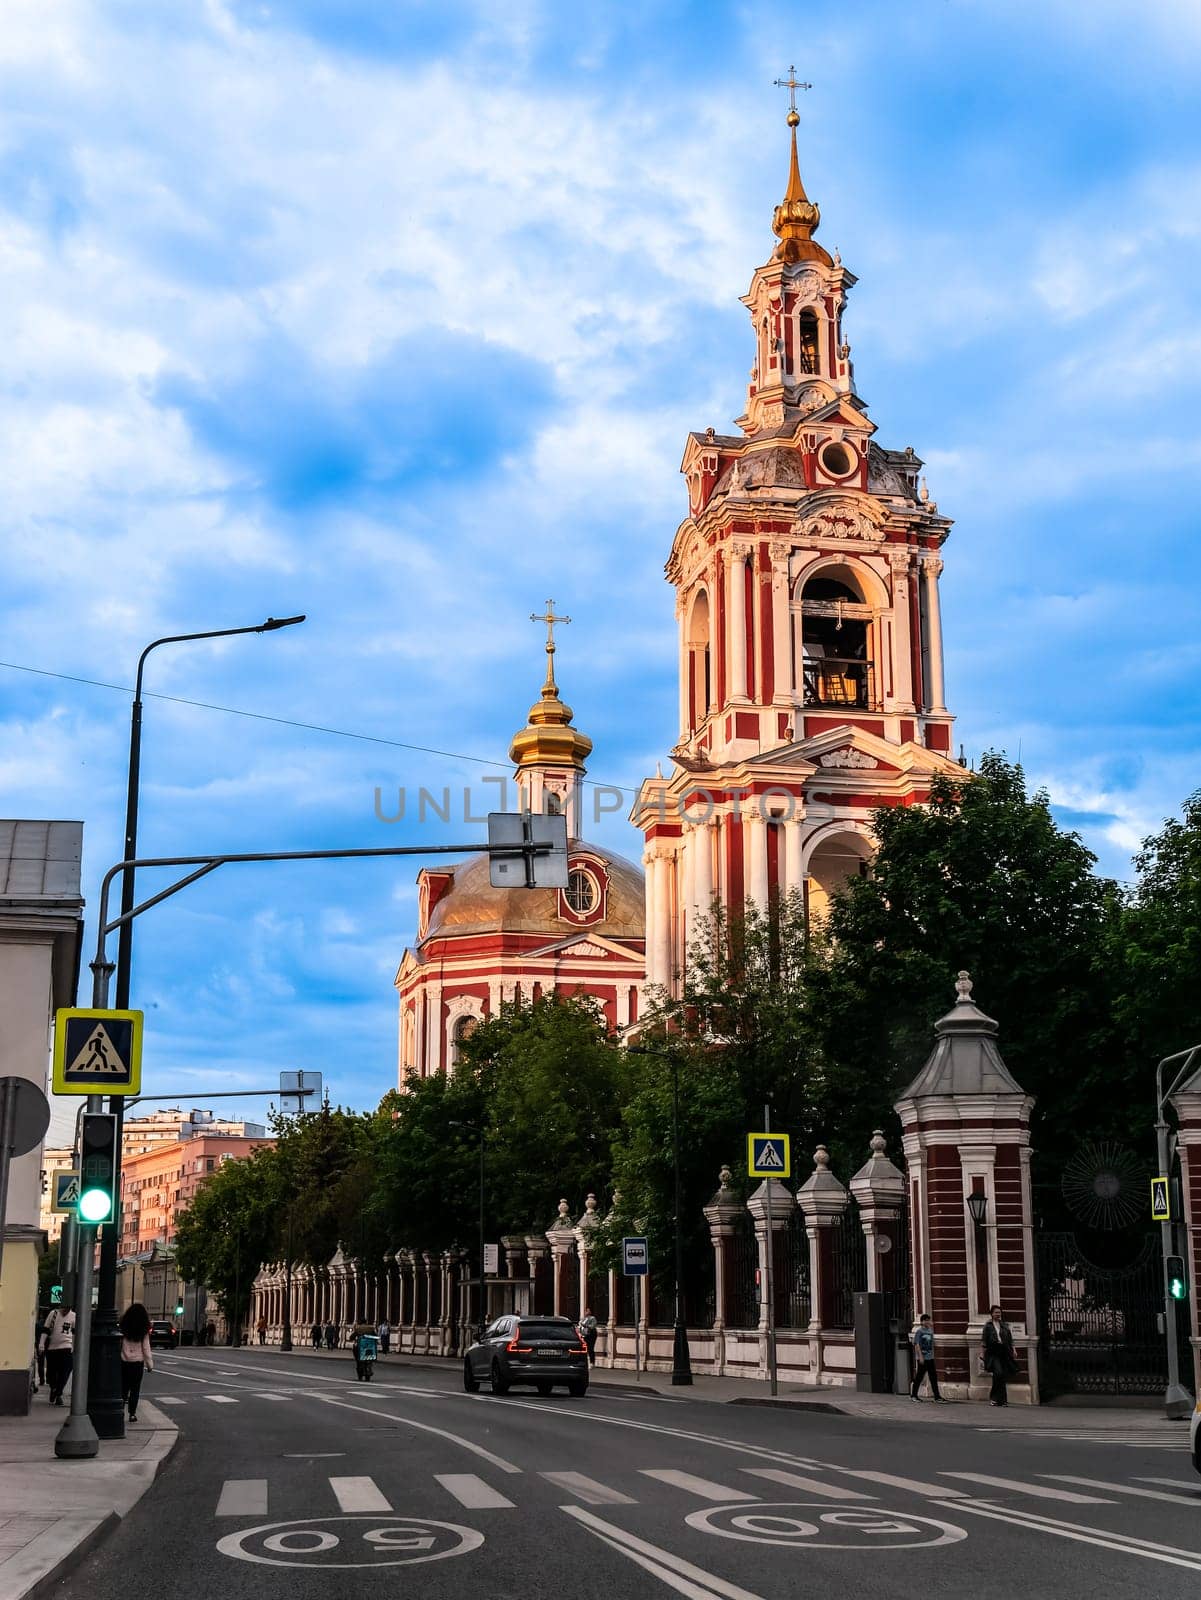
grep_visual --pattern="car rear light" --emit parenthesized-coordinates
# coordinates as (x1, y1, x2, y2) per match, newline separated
(506, 1323, 533, 1353)
(570, 1342, 588, 1353)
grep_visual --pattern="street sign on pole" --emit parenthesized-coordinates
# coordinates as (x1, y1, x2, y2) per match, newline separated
(279, 1070, 322, 1115)
(52, 1009, 142, 1096)
(483, 1243, 500, 1276)
(747, 1132, 791, 1179)
(1151, 1175, 1171, 1222)
(487, 812, 569, 889)
(51, 1170, 80, 1213)
(622, 1236, 649, 1276)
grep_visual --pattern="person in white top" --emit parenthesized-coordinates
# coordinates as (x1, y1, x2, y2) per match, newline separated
(39, 1305, 76, 1405)
(118, 1302, 155, 1423)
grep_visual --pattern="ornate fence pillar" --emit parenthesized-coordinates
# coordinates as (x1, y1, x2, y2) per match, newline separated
(849, 1131, 906, 1295)
(524, 1231, 552, 1316)
(546, 1199, 578, 1319)
(575, 1194, 601, 1352)
(398, 1249, 415, 1349)
(1170, 1061, 1201, 1394)
(895, 972, 1038, 1403)
(703, 1165, 744, 1377)
(797, 1147, 849, 1385)
(746, 1177, 794, 1381)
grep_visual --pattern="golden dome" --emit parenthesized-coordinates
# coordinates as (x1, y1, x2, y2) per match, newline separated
(772, 118, 832, 267)
(423, 845, 645, 942)
(510, 602, 593, 774)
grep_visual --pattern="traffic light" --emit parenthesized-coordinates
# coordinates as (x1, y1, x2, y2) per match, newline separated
(78, 1112, 118, 1225)
(1167, 1254, 1187, 1302)
(174, 1301, 184, 1317)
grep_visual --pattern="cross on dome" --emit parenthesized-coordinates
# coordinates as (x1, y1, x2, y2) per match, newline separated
(530, 599, 571, 696)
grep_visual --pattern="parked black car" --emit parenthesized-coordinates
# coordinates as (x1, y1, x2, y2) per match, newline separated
(149, 1320, 179, 1350)
(463, 1315, 588, 1396)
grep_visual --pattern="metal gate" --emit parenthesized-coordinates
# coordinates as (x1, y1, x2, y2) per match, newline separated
(1036, 1230, 1190, 1397)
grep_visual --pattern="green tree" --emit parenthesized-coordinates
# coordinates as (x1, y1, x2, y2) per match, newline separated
(174, 1145, 281, 1334)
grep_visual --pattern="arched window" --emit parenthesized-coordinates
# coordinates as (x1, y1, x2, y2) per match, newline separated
(797, 572, 875, 709)
(687, 590, 711, 730)
(797, 311, 820, 376)
(545, 792, 562, 816)
(565, 866, 599, 916)
(450, 1012, 478, 1067)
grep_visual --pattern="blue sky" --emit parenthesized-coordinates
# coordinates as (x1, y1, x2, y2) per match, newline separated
(3, 1, 1199, 1129)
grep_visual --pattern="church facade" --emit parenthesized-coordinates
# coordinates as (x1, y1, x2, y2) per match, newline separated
(633, 98, 963, 992)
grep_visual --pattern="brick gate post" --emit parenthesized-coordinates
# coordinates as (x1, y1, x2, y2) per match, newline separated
(1170, 1063, 1201, 1394)
(894, 972, 1039, 1404)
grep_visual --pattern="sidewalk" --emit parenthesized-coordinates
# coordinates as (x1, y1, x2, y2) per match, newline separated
(236, 1342, 1184, 1434)
(0, 1397, 177, 1600)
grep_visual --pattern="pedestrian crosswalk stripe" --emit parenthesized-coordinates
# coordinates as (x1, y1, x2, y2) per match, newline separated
(640, 1469, 757, 1502)
(254, 1393, 291, 1401)
(205, 1395, 237, 1404)
(1049, 1475, 1201, 1505)
(154, 1397, 187, 1406)
(1136, 1477, 1201, 1493)
(216, 1479, 268, 1517)
(742, 1467, 876, 1501)
(836, 1469, 967, 1499)
(941, 1471, 1114, 1504)
(540, 1472, 636, 1506)
(330, 1476, 392, 1513)
(435, 1474, 515, 1509)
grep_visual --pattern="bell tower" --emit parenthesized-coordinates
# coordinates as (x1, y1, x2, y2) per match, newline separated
(634, 82, 963, 992)
(510, 601, 593, 840)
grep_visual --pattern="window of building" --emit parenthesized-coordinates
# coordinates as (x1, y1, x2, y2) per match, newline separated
(798, 310, 820, 375)
(797, 573, 876, 710)
(206, 1158, 215, 1172)
(450, 1012, 479, 1067)
(565, 867, 599, 916)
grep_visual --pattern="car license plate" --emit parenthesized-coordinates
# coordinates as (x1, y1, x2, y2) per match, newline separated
(537, 1348, 559, 1358)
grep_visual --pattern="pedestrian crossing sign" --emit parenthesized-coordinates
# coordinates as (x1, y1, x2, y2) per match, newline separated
(52, 1008, 143, 1095)
(50, 1170, 80, 1212)
(1151, 1176, 1171, 1222)
(747, 1133, 790, 1179)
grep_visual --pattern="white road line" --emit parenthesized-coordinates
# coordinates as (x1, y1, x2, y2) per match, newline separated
(1049, 1475, 1201, 1505)
(941, 1472, 1114, 1504)
(742, 1467, 876, 1501)
(153, 1397, 187, 1406)
(253, 1393, 290, 1401)
(562, 1505, 766, 1600)
(205, 1395, 237, 1404)
(541, 1472, 636, 1506)
(950, 1498, 1201, 1573)
(1137, 1478, 1201, 1494)
(329, 1476, 392, 1513)
(836, 1469, 966, 1499)
(312, 1392, 523, 1475)
(215, 1479, 268, 1517)
(435, 1474, 515, 1509)
(640, 1469, 757, 1502)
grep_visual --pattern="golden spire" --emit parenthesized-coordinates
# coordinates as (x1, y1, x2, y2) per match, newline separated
(509, 602, 593, 774)
(771, 67, 831, 266)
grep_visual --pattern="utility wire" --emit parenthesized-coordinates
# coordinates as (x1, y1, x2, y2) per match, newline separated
(0, 657, 644, 799)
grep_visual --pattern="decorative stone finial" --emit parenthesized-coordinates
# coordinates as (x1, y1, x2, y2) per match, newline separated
(919, 476, 930, 504)
(558, 1198, 570, 1221)
(719, 1163, 734, 1191)
(814, 1144, 830, 1170)
(870, 1129, 887, 1157)
(956, 970, 972, 1001)
(584, 1192, 598, 1214)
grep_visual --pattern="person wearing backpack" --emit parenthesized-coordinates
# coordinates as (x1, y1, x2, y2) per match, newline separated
(39, 1304, 76, 1405)
(579, 1307, 599, 1365)
(119, 1302, 154, 1423)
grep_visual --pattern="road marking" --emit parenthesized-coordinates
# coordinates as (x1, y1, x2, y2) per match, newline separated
(540, 1472, 636, 1506)
(1137, 1478, 1201, 1494)
(834, 1469, 966, 1499)
(949, 1498, 1201, 1572)
(216, 1479, 268, 1517)
(254, 1393, 291, 1401)
(742, 1468, 876, 1501)
(435, 1474, 515, 1509)
(283, 1453, 344, 1459)
(205, 1395, 238, 1404)
(1049, 1475, 1201, 1505)
(329, 1476, 392, 1513)
(312, 1392, 523, 1475)
(562, 1505, 766, 1600)
(641, 1469, 757, 1502)
(941, 1472, 1114, 1504)
(154, 1397, 187, 1406)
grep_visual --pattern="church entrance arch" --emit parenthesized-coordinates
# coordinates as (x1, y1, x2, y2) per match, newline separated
(803, 827, 873, 925)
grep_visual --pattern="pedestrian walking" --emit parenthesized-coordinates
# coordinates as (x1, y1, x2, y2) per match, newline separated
(33, 1310, 46, 1392)
(324, 1320, 336, 1350)
(257, 1314, 267, 1346)
(119, 1302, 154, 1423)
(205, 1320, 216, 1347)
(40, 1304, 75, 1405)
(579, 1307, 599, 1365)
(310, 1322, 322, 1349)
(909, 1313, 942, 1401)
(982, 1304, 1017, 1406)
(377, 1320, 390, 1355)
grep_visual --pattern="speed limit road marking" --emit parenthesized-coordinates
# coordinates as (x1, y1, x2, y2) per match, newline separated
(216, 1515, 483, 1568)
(686, 1501, 968, 1551)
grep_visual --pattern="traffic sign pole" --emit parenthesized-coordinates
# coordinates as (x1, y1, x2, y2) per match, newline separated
(55, 1089, 102, 1459)
(763, 1105, 778, 1398)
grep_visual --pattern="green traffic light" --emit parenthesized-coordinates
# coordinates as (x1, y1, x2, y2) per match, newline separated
(1169, 1276, 1187, 1301)
(78, 1187, 112, 1224)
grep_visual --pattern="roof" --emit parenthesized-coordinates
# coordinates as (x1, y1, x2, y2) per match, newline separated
(422, 842, 644, 942)
(0, 821, 83, 901)
(899, 972, 1027, 1099)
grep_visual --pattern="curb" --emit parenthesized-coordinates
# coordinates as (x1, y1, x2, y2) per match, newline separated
(728, 1398, 849, 1415)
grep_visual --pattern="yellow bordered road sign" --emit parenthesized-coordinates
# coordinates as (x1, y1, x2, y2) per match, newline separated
(52, 1009, 143, 1096)
(1151, 1175, 1171, 1223)
(747, 1132, 790, 1179)
(50, 1170, 80, 1212)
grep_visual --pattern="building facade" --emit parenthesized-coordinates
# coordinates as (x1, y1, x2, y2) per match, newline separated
(633, 108, 963, 990)
(118, 1116, 271, 1257)
(395, 631, 645, 1081)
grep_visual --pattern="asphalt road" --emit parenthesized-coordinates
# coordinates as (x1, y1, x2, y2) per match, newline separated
(58, 1347, 1201, 1600)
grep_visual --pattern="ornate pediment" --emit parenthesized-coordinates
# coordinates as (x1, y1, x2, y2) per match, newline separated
(819, 748, 879, 770)
(795, 494, 884, 545)
(558, 940, 611, 959)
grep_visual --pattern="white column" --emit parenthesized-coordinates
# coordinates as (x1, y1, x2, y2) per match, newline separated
(677, 599, 690, 738)
(642, 850, 659, 988)
(681, 829, 696, 957)
(889, 552, 915, 714)
(770, 544, 791, 707)
(726, 547, 747, 701)
(693, 819, 713, 920)
(921, 556, 947, 713)
(783, 817, 805, 899)
(747, 812, 769, 911)
(415, 988, 427, 1077)
(656, 852, 675, 989)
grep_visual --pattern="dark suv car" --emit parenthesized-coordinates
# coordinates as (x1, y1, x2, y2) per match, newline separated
(463, 1315, 588, 1397)
(149, 1320, 179, 1350)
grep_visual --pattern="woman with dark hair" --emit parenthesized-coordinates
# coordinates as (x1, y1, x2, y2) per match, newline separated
(118, 1302, 154, 1423)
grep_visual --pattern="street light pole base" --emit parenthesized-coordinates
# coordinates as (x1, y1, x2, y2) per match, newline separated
(55, 1414, 100, 1459)
(1164, 1381, 1193, 1420)
(671, 1321, 693, 1386)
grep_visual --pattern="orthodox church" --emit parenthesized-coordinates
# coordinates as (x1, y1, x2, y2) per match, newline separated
(395, 92, 961, 1076)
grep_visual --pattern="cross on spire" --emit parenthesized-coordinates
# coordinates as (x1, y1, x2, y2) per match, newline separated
(530, 600, 571, 693)
(773, 65, 812, 120)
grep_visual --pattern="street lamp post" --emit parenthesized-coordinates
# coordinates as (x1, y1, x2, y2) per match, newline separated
(88, 615, 305, 1439)
(669, 1050, 693, 1387)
